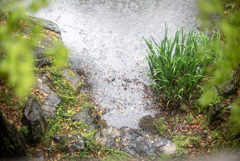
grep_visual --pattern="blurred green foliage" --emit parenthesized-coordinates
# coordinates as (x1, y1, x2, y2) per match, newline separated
(198, 0, 240, 126)
(0, 0, 68, 96)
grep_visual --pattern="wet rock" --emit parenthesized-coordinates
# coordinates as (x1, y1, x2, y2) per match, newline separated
(29, 16, 61, 37)
(51, 135, 65, 145)
(217, 76, 238, 97)
(0, 16, 62, 68)
(95, 126, 178, 156)
(35, 78, 61, 118)
(35, 57, 53, 68)
(71, 107, 100, 129)
(67, 134, 85, 152)
(61, 69, 82, 93)
(22, 98, 48, 146)
(95, 126, 121, 147)
(51, 133, 86, 153)
(120, 127, 177, 156)
(139, 115, 158, 134)
(208, 103, 224, 123)
(29, 16, 63, 68)
(0, 110, 28, 160)
(32, 46, 52, 68)
(61, 145, 71, 153)
(160, 141, 178, 155)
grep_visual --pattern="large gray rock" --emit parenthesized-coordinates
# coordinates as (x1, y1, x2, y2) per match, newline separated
(67, 133, 85, 152)
(61, 69, 82, 93)
(0, 16, 63, 68)
(33, 47, 53, 68)
(28, 16, 61, 37)
(0, 111, 28, 160)
(28, 16, 63, 68)
(51, 133, 86, 153)
(71, 107, 100, 129)
(95, 126, 121, 147)
(22, 98, 48, 146)
(95, 126, 178, 157)
(35, 78, 61, 118)
(51, 135, 65, 145)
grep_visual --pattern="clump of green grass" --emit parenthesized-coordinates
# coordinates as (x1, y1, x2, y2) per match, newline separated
(144, 27, 216, 107)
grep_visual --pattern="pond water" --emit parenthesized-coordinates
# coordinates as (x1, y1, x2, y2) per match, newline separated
(34, 0, 199, 129)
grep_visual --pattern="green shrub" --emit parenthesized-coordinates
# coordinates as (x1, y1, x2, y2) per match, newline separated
(144, 27, 216, 107)
(199, 0, 240, 128)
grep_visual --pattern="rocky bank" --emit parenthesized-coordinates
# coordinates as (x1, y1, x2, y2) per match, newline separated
(0, 17, 177, 160)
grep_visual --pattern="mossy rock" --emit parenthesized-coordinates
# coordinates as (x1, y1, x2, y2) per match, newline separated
(153, 118, 168, 134)
(71, 107, 100, 129)
(139, 116, 169, 135)
(139, 115, 159, 134)
(61, 69, 83, 93)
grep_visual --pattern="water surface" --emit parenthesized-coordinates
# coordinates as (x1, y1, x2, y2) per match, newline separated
(35, 0, 199, 128)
